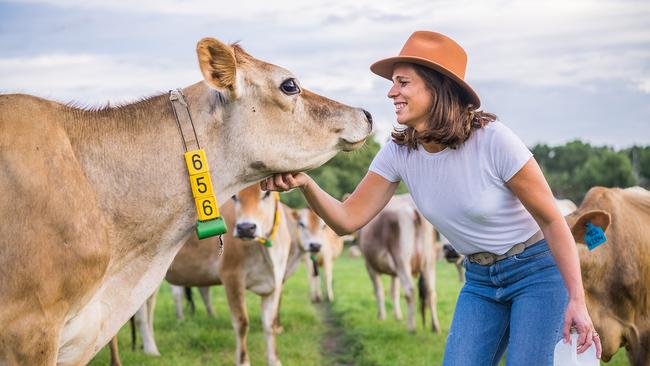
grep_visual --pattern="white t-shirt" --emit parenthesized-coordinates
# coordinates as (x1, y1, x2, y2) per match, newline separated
(369, 121, 539, 255)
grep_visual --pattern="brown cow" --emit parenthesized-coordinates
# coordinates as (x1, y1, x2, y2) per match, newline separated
(165, 185, 294, 366)
(0, 37, 371, 365)
(358, 194, 440, 332)
(566, 186, 650, 365)
(295, 208, 344, 302)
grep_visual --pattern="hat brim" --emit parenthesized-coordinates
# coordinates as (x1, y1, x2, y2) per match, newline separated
(370, 56, 481, 109)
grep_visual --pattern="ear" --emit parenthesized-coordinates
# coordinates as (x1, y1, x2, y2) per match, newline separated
(196, 37, 238, 97)
(570, 210, 611, 244)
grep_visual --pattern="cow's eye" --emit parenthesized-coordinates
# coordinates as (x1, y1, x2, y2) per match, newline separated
(231, 195, 238, 202)
(298, 222, 306, 228)
(280, 78, 300, 95)
(263, 191, 272, 199)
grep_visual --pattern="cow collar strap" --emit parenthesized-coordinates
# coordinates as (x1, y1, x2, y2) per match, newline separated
(169, 89, 228, 242)
(255, 192, 281, 247)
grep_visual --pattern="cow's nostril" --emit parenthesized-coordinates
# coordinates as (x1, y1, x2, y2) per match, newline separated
(362, 109, 373, 127)
(236, 222, 257, 237)
(308, 242, 322, 253)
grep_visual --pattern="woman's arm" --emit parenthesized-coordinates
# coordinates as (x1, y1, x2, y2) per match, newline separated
(506, 157, 601, 358)
(261, 171, 398, 235)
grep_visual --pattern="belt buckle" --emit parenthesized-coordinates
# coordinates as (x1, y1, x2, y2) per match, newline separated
(470, 252, 496, 266)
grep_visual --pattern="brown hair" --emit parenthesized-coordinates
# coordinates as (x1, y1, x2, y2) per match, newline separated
(391, 63, 496, 150)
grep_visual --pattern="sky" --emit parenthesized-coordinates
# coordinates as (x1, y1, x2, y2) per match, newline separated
(1, 0, 649, 149)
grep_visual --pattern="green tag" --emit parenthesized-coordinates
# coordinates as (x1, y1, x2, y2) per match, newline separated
(196, 217, 228, 240)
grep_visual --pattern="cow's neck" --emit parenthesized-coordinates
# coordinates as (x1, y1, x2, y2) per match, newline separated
(57, 83, 260, 361)
(62, 82, 247, 256)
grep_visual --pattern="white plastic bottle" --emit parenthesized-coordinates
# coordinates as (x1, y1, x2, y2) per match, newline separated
(553, 327, 599, 366)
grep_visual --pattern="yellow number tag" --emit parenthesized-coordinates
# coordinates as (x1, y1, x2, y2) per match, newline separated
(185, 150, 209, 176)
(195, 196, 219, 221)
(189, 172, 214, 198)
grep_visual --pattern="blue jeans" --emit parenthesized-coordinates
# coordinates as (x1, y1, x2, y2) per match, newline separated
(442, 240, 568, 366)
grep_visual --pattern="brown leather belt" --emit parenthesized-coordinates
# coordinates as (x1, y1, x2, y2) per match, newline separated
(467, 230, 544, 266)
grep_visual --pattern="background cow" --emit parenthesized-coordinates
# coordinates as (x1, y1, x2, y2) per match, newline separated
(566, 186, 650, 365)
(294, 208, 344, 303)
(0, 36, 371, 365)
(165, 185, 292, 366)
(358, 194, 440, 333)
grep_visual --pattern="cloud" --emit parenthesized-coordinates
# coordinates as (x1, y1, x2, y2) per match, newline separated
(1, 0, 648, 147)
(0, 53, 197, 104)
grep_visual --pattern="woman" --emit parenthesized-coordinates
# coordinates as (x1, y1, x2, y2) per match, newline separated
(262, 31, 601, 365)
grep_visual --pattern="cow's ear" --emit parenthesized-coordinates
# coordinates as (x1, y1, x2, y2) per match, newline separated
(570, 210, 611, 244)
(196, 38, 239, 98)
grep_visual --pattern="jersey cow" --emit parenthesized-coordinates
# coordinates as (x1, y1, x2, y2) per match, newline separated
(566, 186, 650, 365)
(358, 194, 440, 333)
(165, 185, 294, 366)
(0, 37, 371, 365)
(294, 208, 344, 303)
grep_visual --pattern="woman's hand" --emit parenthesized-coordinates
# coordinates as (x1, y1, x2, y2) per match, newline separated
(261, 172, 311, 192)
(563, 298, 602, 358)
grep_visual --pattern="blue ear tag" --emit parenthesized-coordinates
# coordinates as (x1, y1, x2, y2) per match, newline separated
(584, 222, 606, 251)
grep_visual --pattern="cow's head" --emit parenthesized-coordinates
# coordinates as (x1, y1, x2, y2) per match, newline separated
(442, 244, 461, 263)
(294, 208, 328, 254)
(230, 184, 278, 241)
(196, 38, 373, 181)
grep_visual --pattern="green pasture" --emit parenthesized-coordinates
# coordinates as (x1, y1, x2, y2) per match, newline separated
(90, 249, 629, 365)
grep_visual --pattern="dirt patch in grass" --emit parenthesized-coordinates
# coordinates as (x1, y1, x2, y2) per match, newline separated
(318, 302, 358, 366)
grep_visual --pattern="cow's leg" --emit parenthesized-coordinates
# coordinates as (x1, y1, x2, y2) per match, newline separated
(628, 331, 650, 366)
(455, 258, 465, 282)
(324, 257, 334, 302)
(109, 336, 122, 366)
(261, 284, 283, 366)
(170, 285, 185, 320)
(145, 288, 160, 354)
(134, 298, 160, 356)
(273, 292, 284, 334)
(421, 257, 441, 333)
(224, 278, 250, 366)
(390, 276, 403, 321)
(365, 261, 386, 320)
(198, 286, 215, 317)
(305, 257, 321, 303)
(395, 261, 416, 332)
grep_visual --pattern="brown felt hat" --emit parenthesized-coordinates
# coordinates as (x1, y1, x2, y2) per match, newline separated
(370, 31, 481, 108)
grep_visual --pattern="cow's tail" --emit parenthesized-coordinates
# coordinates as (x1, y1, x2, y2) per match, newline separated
(418, 274, 427, 328)
(185, 287, 196, 314)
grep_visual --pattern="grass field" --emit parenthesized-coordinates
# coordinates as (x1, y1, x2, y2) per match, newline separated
(89, 249, 629, 365)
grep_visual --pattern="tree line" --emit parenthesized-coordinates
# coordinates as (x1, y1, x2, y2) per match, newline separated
(282, 136, 650, 208)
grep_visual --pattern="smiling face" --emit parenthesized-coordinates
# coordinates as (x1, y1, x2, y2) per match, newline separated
(387, 63, 434, 132)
